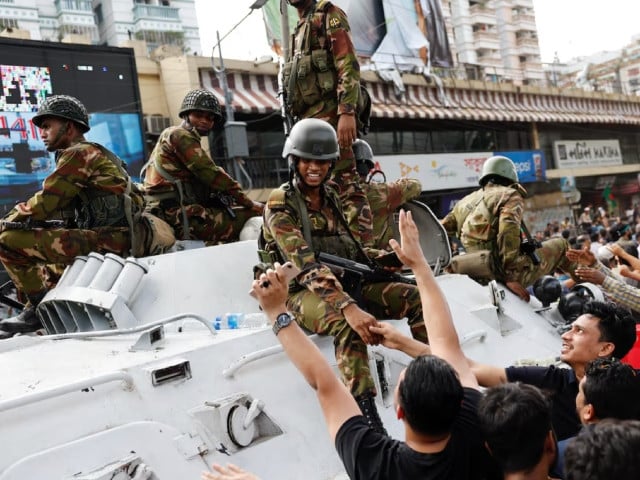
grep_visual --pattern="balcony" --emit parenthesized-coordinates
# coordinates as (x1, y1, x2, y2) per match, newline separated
(474, 31, 500, 50)
(469, 4, 496, 25)
(512, 13, 536, 29)
(516, 36, 540, 55)
(512, 0, 534, 8)
(54, 0, 92, 13)
(133, 4, 180, 22)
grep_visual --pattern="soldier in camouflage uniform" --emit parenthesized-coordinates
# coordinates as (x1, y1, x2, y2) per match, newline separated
(0, 95, 140, 335)
(441, 155, 577, 301)
(143, 89, 263, 245)
(283, 0, 373, 246)
(262, 119, 427, 433)
(353, 139, 423, 251)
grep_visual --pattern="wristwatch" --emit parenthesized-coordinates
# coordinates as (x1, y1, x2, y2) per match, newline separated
(272, 312, 294, 336)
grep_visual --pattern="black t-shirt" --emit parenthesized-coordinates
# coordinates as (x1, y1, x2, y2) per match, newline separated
(505, 365, 579, 440)
(334, 388, 501, 480)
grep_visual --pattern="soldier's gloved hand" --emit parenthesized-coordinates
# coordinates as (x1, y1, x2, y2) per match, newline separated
(342, 303, 381, 345)
(506, 281, 530, 302)
(250, 201, 264, 215)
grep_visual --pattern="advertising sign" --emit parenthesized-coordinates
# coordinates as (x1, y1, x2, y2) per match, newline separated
(553, 140, 622, 168)
(376, 150, 545, 191)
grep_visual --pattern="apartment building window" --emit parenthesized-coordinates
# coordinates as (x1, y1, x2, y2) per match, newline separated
(94, 4, 103, 24)
(0, 18, 18, 30)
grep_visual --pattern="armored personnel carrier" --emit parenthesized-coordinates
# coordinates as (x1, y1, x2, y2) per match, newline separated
(0, 203, 570, 479)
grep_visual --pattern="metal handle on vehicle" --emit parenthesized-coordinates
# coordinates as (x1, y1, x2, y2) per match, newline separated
(223, 334, 320, 378)
(0, 371, 134, 413)
(460, 329, 487, 346)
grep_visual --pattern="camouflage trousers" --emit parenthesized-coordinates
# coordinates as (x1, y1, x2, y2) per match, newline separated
(0, 227, 130, 297)
(304, 105, 373, 247)
(288, 281, 427, 397)
(153, 203, 259, 246)
(506, 238, 578, 287)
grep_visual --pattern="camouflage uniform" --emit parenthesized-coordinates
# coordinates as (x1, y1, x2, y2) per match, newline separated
(442, 183, 576, 286)
(365, 178, 422, 250)
(284, 0, 373, 246)
(263, 181, 426, 397)
(0, 141, 134, 298)
(143, 125, 258, 245)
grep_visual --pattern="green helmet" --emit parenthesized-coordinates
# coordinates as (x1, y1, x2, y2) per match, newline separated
(352, 139, 374, 176)
(479, 155, 518, 186)
(283, 118, 339, 165)
(179, 89, 223, 124)
(32, 95, 90, 133)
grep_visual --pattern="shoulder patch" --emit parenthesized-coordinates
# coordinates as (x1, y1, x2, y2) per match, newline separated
(267, 188, 288, 210)
(329, 17, 341, 29)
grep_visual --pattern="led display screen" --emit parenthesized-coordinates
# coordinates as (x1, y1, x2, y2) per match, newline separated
(0, 38, 145, 212)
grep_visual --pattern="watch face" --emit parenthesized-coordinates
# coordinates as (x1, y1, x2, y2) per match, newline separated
(273, 312, 293, 335)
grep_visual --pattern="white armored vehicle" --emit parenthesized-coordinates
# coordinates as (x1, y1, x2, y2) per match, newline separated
(0, 203, 570, 480)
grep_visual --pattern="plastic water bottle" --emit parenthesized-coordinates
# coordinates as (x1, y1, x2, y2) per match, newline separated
(243, 312, 268, 328)
(226, 313, 241, 329)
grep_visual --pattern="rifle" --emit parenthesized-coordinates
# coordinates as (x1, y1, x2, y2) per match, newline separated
(520, 221, 542, 265)
(278, 58, 294, 135)
(209, 191, 237, 220)
(318, 252, 416, 302)
(0, 219, 65, 230)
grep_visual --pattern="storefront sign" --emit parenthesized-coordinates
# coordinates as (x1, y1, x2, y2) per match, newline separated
(553, 140, 622, 168)
(376, 150, 545, 191)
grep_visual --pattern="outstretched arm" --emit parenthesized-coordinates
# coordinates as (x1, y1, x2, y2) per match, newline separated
(250, 264, 361, 441)
(390, 210, 478, 389)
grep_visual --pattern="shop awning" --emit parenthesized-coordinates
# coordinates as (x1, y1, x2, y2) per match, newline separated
(199, 69, 640, 125)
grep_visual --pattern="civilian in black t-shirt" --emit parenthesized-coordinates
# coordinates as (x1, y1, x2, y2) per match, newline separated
(249, 210, 499, 480)
(468, 298, 636, 440)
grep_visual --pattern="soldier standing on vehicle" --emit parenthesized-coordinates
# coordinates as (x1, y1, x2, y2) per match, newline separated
(441, 155, 577, 301)
(0, 95, 142, 335)
(283, 0, 373, 246)
(352, 139, 422, 251)
(143, 89, 263, 245)
(261, 119, 427, 434)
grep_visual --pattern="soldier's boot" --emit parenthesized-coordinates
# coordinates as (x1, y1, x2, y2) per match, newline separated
(0, 293, 44, 334)
(356, 393, 388, 435)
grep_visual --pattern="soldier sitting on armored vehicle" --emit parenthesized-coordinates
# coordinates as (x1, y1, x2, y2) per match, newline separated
(252, 210, 501, 480)
(0, 95, 144, 337)
(260, 119, 428, 435)
(352, 139, 422, 251)
(442, 155, 578, 302)
(143, 89, 263, 245)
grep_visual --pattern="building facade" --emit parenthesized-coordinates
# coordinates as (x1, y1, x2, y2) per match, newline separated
(0, 0, 201, 54)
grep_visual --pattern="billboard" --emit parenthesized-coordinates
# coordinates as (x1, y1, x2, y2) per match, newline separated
(0, 38, 145, 212)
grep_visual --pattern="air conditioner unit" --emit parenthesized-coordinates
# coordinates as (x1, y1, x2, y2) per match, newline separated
(144, 115, 172, 134)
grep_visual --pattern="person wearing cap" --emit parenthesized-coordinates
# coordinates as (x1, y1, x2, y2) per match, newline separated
(143, 89, 263, 245)
(578, 207, 593, 233)
(0, 95, 142, 336)
(442, 155, 578, 301)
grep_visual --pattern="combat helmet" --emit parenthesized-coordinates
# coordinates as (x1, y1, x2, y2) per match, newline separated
(32, 95, 90, 133)
(352, 139, 374, 177)
(479, 155, 518, 186)
(283, 118, 339, 165)
(179, 89, 223, 124)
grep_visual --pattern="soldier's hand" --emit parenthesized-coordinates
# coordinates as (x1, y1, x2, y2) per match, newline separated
(575, 266, 605, 285)
(337, 113, 356, 149)
(506, 281, 530, 302)
(566, 246, 597, 266)
(343, 303, 381, 345)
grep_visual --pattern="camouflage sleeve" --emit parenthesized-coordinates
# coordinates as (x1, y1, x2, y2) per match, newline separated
(264, 202, 356, 312)
(25, 145, 125, 221)
(441, 210, 458, 237)
(387, 178, 422, 209)
(172, 129, 254, 208)
(497, 191, 525, 281)
(325, 5, 360, 115)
